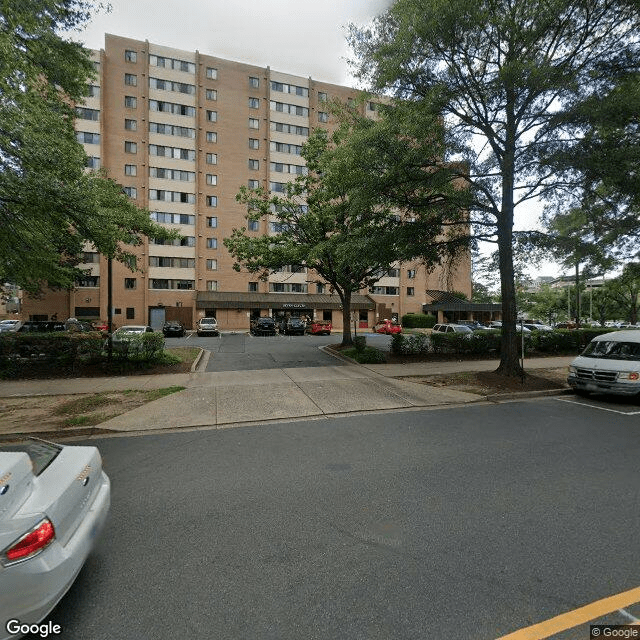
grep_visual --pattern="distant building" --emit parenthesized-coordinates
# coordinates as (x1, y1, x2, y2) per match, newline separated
(22, 34, 471, 330)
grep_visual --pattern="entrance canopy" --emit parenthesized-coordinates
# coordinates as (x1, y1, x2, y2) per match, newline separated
(196, 292, 375, 311)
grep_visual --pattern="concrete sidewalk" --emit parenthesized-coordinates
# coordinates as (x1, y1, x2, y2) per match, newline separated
(0, 355, 573, 438)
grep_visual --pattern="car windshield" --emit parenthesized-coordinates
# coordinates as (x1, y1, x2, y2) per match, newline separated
(118, 327, 145, 335)
(258, 319, 274, 324)
(582, 340, 640, 361)
(201, 318, 216, 324)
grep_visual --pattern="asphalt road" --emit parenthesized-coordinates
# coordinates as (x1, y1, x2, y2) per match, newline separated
(41, 398, 640, 640)
(164, 330, 393, 372)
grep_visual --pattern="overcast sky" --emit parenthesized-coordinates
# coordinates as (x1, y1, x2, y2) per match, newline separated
(77, 0, 393, 86)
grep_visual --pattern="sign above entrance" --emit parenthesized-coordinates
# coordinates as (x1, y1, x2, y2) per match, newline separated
(282, 303, 307, 309)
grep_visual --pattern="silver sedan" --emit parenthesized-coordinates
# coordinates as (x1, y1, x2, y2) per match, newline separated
(0, 438, 110, 639)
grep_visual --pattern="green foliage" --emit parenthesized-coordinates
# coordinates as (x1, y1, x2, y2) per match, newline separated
(0, 1, 177, 293)
(390, 332, 431, 356)
(342, 346, 387, 364)
(401, 313, 436, 328)
(353, 335, 367, 352)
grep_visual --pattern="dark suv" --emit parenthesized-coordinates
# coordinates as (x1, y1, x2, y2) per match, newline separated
(279, 318, 306, 336)
(250, 317, 276, 336)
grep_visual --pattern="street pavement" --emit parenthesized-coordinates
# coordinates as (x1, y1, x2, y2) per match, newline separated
(0, 349, 574, 439)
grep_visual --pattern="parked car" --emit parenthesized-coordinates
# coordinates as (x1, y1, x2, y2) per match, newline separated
(374, 320, 403, 335)
(458, 320, 485, 331)
(567, 330, 640, 397)
(305, 320, 332, 336)
(0, 438, 110, 639)
(432, 323, 473, 334)
(110, 325, 155, 353)
(279, 317, 306, 336)
(92, 321, 109, 332)
(0, 320, 22, 333)
(250, 317, 277, 336)
(197, 317, 219, 337)
(17, 321, 67, 333)
(524, 323, 553, 332)
(162, 320, 185, 337)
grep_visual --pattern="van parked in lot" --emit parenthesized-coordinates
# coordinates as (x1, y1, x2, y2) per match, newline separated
(567, 330, 640, 397)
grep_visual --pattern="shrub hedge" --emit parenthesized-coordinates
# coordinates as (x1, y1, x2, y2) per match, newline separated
(390, 327, 618, 357)
(401, 313, 437, 328)
(0, 330, 167, 378)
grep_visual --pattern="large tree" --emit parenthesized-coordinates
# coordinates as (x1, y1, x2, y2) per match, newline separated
(543, 74, 640, 264)
(0, 1, 175, 294)
(225, 110, 469, 346)
(349, 0, 640, 375)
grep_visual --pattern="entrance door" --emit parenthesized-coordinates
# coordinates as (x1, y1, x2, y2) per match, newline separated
(149, 307, 166, 330)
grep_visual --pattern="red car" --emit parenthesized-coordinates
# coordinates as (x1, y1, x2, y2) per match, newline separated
(305, 320, 332, 335)
(374, 320, 402, 335)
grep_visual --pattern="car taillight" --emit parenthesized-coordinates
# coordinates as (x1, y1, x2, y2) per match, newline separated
(3, 518, 55, 564)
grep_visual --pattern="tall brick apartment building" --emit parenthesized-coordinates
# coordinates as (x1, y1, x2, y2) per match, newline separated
(22, 34, 471, 331)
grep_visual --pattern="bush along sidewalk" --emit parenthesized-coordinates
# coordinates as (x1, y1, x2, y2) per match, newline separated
(343, 335, 387, 364)
(390, 328, 614, 358)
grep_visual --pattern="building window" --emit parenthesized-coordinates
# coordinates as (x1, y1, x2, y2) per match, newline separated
(206, 280, 218, 291)
(248, 159, 259, 170)
(124, 119, 137, 131)
(206, 216, 217, 228)
(318, 92, 327, 102)
(248, 179, 259, 189)
(206, 174, 217, 186)
(270, 101, 309, 117)
(124, 73, 137, 86)
(249, 76, 259, 88)
(318, 112, 328, 123)
(85, 156, 100, 169)
(125, 141, 137, 154)
(124, 278, 137, 289)
(76, 107, 99, 121)
(206, 67, 217, 79)
(248, 219, 259, 231)
(206, 259, 217, 270)
(206, 88, 217, 101)
(407, 287, 415, 296)
(123, 186, 137, 198)
(124, 164, 137, 176)
(76, 275, 99, 287)
(206, 110, 217, 122)
(316, 283, 325, 294)
(249, 138, 259, 150)
(125, 50, 137, 63)
(126, 307, 135, 320)
(206, 237, 217, 249)
(77, 131, 100, 144)
(149, 55, 195, 73)
(248, 97, 260, 109)
(206, 153, 217, 165)
(125, 95, 137, 109)
(407, 269, 416, 279)
(87, 84, 100, 98)
(206, 195, 217, 207)
(248, 282, 258, 292)
(249, 118, 259, 129)
(206, 131, 217, 143)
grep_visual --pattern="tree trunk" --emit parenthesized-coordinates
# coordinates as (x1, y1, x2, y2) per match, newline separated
(495, 110, 524, 378)
(574, 262, 581, 328)
(339, 290, 353, 347)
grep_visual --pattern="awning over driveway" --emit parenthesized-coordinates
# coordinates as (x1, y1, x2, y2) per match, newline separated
(196, 292, 376, 311)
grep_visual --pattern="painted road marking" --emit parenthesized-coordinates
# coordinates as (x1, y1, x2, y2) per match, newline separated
(557, 397, 640, 415)
(496, 585, 640, 639)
